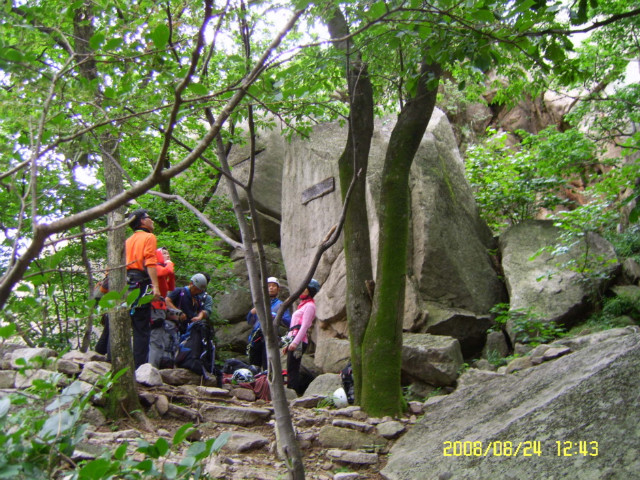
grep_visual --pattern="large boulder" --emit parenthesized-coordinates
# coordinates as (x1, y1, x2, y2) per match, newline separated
(280, 109, 506, 334)
(422, 302, 492, 358)
(314, 338, 350, 374)
(218, 125, 288, 245)
(499, 220, 620, 334)
(382, 328, 640, 480)
(401, 333, 463, 387)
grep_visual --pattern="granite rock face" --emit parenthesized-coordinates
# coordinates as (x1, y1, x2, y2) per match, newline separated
(280, 110, 506, 337)
(499, 220, 619, 337)
(382, 328, 640, 480)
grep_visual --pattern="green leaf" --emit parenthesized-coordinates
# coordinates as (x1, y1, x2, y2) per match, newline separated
(133, 459, 154, 472)
(0, 465, 22, 477)
(185, 441, 207, 457)
(137, 293, 153, 306)
(368, 2, 387, 18)
(99, 291, 121, 309)
(544, 42, 565, 63)
(0, 48, 23, 63)
(629, 203, 639, 223)
(46, 380, 85, 411)
(114, 442, 128, 460)
(0, 397, 10, 418)
(89, 32, 105, 50)
(154, 437, 170, 457)
(77, 458, 115, 480)
(472, 51, 493, 72)
(163, 462, 178, 479)
(178, 455, 196, 468)
(39, 410, 78, 439)
(172, 423, 195, 445)
(0, 324, 16, 339)
(126, 288, 141, 306)
(188, 83, 209, 96)
(471, 9, 494, 23)
(211, 432, 231, 453)
(105, 37, 123, 50)
(150, 24, 170, 50)
(103, 87, 116, 99)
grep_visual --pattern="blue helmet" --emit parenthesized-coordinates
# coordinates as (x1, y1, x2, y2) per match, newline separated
(307, 278, 321, 298)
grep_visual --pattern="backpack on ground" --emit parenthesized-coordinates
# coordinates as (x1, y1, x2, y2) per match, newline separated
(175, 320, 216, 376)
(341, 361, 355, 405)
(222, 358, 259, 376)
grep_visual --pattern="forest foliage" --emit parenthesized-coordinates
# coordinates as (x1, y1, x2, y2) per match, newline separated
(0, 0, 638, 419)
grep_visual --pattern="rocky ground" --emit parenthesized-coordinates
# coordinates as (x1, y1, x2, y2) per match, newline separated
(78, 378, 420, 480)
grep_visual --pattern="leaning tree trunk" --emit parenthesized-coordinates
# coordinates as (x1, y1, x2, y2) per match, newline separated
(74, 2, 141, 416)
(360, 62, 441, 417)
(327, 8, 375, 405)
(215, 135, 305, 480)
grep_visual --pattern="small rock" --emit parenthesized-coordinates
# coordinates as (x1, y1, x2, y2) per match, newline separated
(506, 356, 533, 373)
(231, 387, 256, 402)
(56, 359, 81, 376)
(326, 449, 378, 465)
(155, 394, 169, 415)
(334, 473, 361, 480)
(542, 346, 571, 360)
(291, 395, 325, 408)
(135, 364, 163, 387)
(332, 419, 374, 433)
(408, 401, 424, 414)
(376, 420, 405, 439)
(222, 431, 269, 453)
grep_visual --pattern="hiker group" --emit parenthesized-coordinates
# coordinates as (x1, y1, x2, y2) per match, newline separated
(95, 209, 217, 379)
(96, 208, 323, 394)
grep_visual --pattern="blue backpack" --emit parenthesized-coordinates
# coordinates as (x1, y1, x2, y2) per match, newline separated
(175, 320, 216, 376)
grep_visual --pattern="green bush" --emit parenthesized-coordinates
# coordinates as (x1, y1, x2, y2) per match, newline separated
(489, 303, 565, 346)
(0, 325, 229, 479)
(608, 224, 640, 263)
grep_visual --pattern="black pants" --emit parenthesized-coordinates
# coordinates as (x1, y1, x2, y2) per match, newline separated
(95, 313, 112, 362)
(286, 343, 308, 395)
(131, 303, 151, 369)
(248, 337, 268, 371)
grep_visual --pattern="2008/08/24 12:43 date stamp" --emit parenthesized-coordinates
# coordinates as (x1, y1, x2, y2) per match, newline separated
(443, 440, 599, 457)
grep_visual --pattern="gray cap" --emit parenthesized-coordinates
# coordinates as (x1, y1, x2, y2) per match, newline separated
(191, 273, 207, 290)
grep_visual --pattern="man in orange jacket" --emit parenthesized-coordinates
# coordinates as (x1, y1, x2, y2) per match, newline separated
(126, 209, 161, 368)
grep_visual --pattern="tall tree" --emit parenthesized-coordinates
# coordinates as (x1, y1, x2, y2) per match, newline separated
(318, 0, 640, 416)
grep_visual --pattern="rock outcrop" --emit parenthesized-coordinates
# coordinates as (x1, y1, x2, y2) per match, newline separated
(280, 109, 506, 345)
(500, 220, 619, 335)
(382, 326, 640, 480)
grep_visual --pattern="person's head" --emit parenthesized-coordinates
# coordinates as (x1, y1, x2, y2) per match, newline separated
(307, 278, 320, 298)
(189, 273, 207, 294)
(267, 276, 280, 298)
(161, 246, 169, 257)
(129, 209, 153, 232)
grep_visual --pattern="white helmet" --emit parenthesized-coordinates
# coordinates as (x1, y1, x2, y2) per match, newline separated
(332, 387, 348, 408)
(232, 368, 254, 384)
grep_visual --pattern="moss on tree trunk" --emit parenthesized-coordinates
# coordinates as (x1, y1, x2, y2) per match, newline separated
(360, 62, 441, 417)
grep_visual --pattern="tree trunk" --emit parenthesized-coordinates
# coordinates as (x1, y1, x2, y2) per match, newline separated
(215, 135, 305, 480)
(74, 2, 141, 416)
(103, 136, 142, 417)
(327, 9, 375, 404)
(360, 62, 441, 417)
